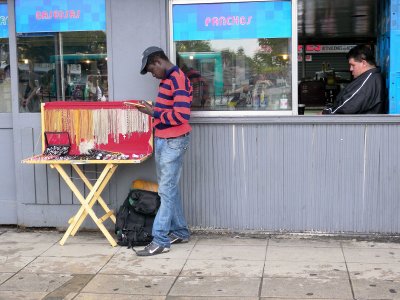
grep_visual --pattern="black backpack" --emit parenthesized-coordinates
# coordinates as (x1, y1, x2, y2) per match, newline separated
(115, 189, 161, 248)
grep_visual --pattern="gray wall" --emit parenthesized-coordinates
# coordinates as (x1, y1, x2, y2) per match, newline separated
(182, 116, 400, 234)
(17, 115, 400, 234)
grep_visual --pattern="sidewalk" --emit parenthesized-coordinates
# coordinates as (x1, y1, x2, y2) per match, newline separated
(0, 227, 399, 300)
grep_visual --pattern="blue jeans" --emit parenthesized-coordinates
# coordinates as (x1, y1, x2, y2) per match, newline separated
(152, 134, 190, 247)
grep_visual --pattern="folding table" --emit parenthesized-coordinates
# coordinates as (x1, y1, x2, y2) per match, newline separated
(22, 101, 153, 247)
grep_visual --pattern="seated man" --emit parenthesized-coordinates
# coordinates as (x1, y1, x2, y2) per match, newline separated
(322, 45, 386, 114)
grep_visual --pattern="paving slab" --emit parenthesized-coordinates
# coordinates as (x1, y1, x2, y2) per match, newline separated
(21, 255, 111, 274)
(0, 242, 54, 257)
(347, 262, 400, 281)
(196, 236, 268, 246)
(60, 232, 112, 244)
(167, 297, 258, 300)
(0, 231, 61, 244)
(264, 260, 347, 279)
(0, 291, 48, 300)
(261, 277, 353, 299)
(43, 274, 93, 299)
(181, 259, 264, 277)
(76, 294, 165, 300)
(101, 250, 186, 276)
(343, 247, 400, 263)
(352, 279, 400, 299)
(269, 237, 341, 248)
(0, 256, 36, 272)
(169, 276, 260, 297)
(0, 273, 73, 293)
(341, 240, 400, 249)
(41, 242, 118, 257)
(0, 273, 13, 285)
(81, 274, 175, 296)
(2, 228, 400, 299)
(44, 292, 77, 300)
(266, 246, 344, 262)
(188, 245, 266, 261)
(260, 298, 349, 300)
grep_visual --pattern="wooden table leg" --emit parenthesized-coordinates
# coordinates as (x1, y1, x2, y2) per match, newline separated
(70, 164, 117, 236)
(54, 163, 118, 247)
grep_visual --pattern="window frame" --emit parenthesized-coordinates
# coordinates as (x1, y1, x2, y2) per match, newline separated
(168, 0, 298, 117)
(0, 1, 10, 113)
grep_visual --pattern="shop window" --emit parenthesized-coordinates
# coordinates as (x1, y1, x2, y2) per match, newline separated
(17, 32, 108, 112)
(172, 1, 294, 113)
(15, 0, 107, 113)
(0, 2, 10, 113)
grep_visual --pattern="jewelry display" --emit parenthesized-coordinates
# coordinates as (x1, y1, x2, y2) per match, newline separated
(43, 131, 71, 156)
(44, 145, 70, 156)
(44, 106, 149, 146)
(38, 101, 152, 161)
(22, 101, 154, 248)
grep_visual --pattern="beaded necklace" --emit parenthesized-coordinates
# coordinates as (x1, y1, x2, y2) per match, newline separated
(44, 107, 149, 149)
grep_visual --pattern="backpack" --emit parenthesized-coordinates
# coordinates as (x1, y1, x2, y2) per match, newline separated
(115, 189, 161, 248)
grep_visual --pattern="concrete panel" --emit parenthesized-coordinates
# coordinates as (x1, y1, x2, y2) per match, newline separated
(352, 279, 400, 299)
(0, 273, 73, 293)
(261, 277, 353, 298)
(20, 127, 39, 205)
(170, 276, 261, 297)
(81, 274, 175, 296)
(0, 129, 17, 224)
(100, 251, 186, 276)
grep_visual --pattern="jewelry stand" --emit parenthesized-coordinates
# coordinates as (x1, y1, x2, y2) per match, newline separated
(22, 101, 153, 247)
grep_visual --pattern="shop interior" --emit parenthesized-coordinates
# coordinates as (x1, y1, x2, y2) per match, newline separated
(16, 31, 108, 113)
(297, 0, 379, 113)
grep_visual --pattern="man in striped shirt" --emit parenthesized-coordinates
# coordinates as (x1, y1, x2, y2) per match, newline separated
(136, 46, 192, 256)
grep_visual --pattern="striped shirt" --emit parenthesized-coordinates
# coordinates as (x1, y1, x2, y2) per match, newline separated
(153, 66, 192, 138)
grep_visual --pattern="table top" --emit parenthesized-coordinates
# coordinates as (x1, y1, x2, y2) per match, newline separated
(21, 154, 151, 165)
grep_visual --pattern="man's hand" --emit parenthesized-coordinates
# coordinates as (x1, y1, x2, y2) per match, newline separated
(137, 101, 154, 116)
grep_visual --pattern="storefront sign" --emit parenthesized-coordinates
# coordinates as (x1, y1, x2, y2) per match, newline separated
(0, 4, 8, 38)
(173, 1, 291, 41)
(298, 45, 356, 53)
(15, 0, 106, 33)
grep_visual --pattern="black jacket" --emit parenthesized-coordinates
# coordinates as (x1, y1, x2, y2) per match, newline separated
(323, 67, 386, 114)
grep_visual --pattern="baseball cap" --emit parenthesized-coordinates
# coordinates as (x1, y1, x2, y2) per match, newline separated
(140, 46, 164, 75)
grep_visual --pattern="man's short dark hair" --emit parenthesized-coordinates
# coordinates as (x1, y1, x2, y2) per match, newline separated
(147, 51, 169, 66)
(346, 45, 376, 66)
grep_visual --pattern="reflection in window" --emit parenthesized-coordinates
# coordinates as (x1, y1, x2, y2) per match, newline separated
(176, 38, 292, 111)
(0, 39, 11, 112)
(17, 31, 108, 113)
